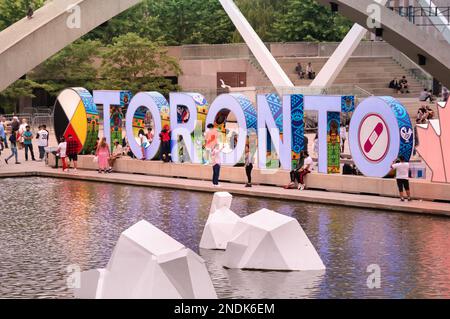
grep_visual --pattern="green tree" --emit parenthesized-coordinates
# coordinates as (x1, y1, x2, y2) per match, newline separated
(232, 0, 285, 42)
(271, 0, 352, 42)
(0, 0, 45, 31)
(31, 39, 101, 95)
(83, 0, 236, 45)
(99, 33, 181, 95)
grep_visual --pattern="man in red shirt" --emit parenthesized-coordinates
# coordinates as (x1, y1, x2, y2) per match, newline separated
(66, 134, 80, 172)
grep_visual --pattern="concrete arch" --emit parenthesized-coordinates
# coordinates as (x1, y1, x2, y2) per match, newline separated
(315, 0, 450, 87)
(0, 0, 141, 91)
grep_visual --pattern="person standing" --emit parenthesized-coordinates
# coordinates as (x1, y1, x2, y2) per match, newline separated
(37, 125, 49, 161)
(4, 133, 20, 164)
(298, 151, 313, 190)
(96, 137, 110, 174)
(313, 133, 319, 158)
(23, 125, 36, 161)
(66, 134, 79, 171)
(211, 144, 222, 187)
(204, 123, 218, 164)
(244, 145, 254, 187)
(11, 117, 20, 134)
(0, 117, 8, 149)
(18, 119, 28, 149)
(340, 125, 347, 154)
(392, 156, 411, 202)
(159, 125, 171, 162)
(442, 87, 449, 102)
(139, 129, 150, 160)
(57, 137, 68, 172)
(0, 120, 5, 152)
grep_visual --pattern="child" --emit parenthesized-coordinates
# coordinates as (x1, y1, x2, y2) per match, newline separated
(57, 137, 68, 172)
(392, 156, 411, 202)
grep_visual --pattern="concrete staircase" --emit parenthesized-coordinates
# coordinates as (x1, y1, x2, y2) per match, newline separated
(276, 56, 424, 96)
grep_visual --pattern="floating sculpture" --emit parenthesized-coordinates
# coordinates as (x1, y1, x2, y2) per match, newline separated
(223, 209, 326, 271)
(200, 192, 241, 250)
(75, 220, 217, 299)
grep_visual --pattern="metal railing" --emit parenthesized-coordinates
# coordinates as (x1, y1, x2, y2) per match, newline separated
(388, 6, 450, 26)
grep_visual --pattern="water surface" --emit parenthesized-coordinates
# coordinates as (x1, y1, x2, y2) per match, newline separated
(1, 177, 450, 299)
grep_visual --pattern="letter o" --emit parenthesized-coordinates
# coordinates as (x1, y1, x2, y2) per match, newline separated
(125, 92, 165, 160)
(349, 96, 413, 177)
(206, 94, 257, 166)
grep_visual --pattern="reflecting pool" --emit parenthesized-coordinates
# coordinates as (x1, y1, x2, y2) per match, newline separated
(1, 177, 450, 299)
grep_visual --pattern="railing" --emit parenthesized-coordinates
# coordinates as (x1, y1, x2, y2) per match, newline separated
(269, 85, 372, 98)
(32, 115, 53, 131)
(388, 6, 450, 26)
(390, 50, 433, 89)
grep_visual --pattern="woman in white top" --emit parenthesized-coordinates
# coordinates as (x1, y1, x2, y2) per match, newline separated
(391, 156, 411, 202)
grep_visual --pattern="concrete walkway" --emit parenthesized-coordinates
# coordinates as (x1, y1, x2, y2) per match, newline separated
(1, 148, 450, 217)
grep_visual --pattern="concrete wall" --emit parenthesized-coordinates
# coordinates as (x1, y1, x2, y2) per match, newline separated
(52, 155, 450, 202)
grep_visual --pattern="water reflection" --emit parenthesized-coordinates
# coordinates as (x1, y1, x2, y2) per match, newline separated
(1, 177, 450, 299)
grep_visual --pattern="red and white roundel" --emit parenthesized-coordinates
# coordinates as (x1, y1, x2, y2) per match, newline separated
(358, 114, 390, 163)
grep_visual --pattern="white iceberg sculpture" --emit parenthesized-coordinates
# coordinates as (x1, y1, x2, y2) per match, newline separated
(200, 192, 241, 250)
(75, 220, 217, 299)
(223, 209, 326, 271)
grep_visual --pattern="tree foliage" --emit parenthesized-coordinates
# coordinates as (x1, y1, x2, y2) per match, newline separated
(0, 0, 45, 31)
(271, 0, 353, 42)
(30, 39, 101, 95)
(99, 33, 181, 95)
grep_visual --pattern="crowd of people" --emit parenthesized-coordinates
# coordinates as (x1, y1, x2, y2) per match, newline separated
(0, 114, 415, 201)
(0, 116, 49, 165)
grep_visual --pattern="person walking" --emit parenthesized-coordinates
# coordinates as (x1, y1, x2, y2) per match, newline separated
(244, 145, 254, 187)
(36, 125, 49, 161)
(66, 134, 79, 171)
(211, 144, 222, 187)
(57, 137, 68, 172)
(4, 133, 20, 164)
(23, 125, 36, 161)
(96, 137, 110, 174)
(391, 156, 411, 202)
(298, 151, 313, 190)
